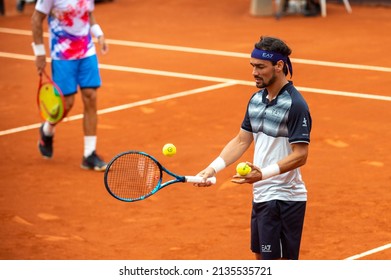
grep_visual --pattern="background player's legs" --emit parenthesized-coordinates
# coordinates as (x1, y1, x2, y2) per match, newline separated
(81, 88, 97, 137)
(80, 87, 106, 171)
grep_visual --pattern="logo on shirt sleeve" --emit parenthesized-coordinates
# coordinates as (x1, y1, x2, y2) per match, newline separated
(302, 117, 308, 127)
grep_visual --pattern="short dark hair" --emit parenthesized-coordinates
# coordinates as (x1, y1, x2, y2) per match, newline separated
(254, 36, 292, 75)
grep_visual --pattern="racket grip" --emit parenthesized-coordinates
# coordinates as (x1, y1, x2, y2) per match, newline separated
(185, 176, 216, 184)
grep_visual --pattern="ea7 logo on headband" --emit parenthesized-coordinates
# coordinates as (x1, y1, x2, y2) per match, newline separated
(262, 53, 274, 59)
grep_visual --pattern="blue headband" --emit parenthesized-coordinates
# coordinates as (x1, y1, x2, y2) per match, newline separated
(251, 48, 293, 78)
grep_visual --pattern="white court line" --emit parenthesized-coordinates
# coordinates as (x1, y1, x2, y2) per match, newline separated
(0, 82, 235, 136)
(1, 51, 391, 136)
(1, 27, 391, 73)
(296, 86, 391, 101)
(1, 51, 391, 102)
(344, 243, 391, 260)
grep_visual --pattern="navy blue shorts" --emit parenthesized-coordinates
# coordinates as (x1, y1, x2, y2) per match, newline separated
(251, 200, 306, 260)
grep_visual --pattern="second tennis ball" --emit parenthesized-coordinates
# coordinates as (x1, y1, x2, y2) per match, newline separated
(162, 143, 176, 157)
(236, 162, 251, 176)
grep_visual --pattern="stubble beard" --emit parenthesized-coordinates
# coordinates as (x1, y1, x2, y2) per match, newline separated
(255, 72, 277, 89)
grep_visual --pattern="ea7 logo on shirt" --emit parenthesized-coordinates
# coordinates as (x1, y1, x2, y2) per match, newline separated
(261, 244, 272, 253)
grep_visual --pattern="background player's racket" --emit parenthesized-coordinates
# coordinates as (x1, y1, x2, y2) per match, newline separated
(37, 70, 66, 125)
(104, 150, 216, 202)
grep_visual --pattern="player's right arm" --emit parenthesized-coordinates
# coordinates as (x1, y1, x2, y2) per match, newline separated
(218, 129, 253, 166)
(31, 10, 47, 74)
(195, 129, 253, 187)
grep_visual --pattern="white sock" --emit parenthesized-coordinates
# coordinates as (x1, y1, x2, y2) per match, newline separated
(84, 136, 97, 157)
(43, 121, 55, 136)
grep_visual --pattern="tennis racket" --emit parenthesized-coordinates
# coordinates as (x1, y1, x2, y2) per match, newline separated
(37, 70, 66, 125)
(104, 150, 216, 202)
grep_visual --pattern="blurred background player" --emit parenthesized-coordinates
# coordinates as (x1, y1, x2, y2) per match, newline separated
(31, 0, 109, 171)
(0, 0, 4, 16)
(16, 0, 36, 13)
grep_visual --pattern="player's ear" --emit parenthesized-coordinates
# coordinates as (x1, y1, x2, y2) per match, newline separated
(275, 60, 284, 73)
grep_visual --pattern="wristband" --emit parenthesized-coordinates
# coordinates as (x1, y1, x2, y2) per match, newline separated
(261, 163, 280, 180)
(90, 24, 104, 38)
(31, 43, 46, 56)
(208, 157, 226, 173)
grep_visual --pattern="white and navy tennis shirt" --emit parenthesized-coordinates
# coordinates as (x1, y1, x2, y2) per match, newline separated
(241, 82, 312, 203)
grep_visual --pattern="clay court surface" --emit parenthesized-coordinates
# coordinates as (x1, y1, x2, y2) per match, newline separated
(0, 0, 390, 260)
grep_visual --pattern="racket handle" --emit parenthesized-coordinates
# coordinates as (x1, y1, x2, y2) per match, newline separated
(185, 176, 216, 184)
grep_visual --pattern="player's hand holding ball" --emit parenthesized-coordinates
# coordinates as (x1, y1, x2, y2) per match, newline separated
(162, 143, 176, 157)
(236, 162, 252, 176)
(232, 162, 261, 185)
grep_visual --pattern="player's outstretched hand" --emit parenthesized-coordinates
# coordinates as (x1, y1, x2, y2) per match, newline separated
(193, 167, 216, 187)
(231, 162, 261, 184)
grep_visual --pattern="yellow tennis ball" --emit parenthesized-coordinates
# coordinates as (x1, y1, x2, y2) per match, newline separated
(162, 143, 176, 157)
(236, 162, 251, 176)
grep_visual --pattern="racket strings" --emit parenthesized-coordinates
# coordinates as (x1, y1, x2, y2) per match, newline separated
(106, 153, 161, 200)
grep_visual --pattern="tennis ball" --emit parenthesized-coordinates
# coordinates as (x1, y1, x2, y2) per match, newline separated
(236, 162, 251, 176)
(162, 143, 176, 157)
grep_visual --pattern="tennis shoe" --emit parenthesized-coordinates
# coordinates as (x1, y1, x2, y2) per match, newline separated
(38, 124, 53, 159)
(81, 151, 107, 171)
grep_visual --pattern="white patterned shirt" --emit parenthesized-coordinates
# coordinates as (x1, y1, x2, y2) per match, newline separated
(241, 82, 312, 203)
(35, 0, 96, 60)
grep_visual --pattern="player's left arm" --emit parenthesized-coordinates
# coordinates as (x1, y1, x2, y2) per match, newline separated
(276, 94, 311, 174)
(276, 142, 309, 173)
(233, 142, 308, 184)
(89, 12, 108, 54)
